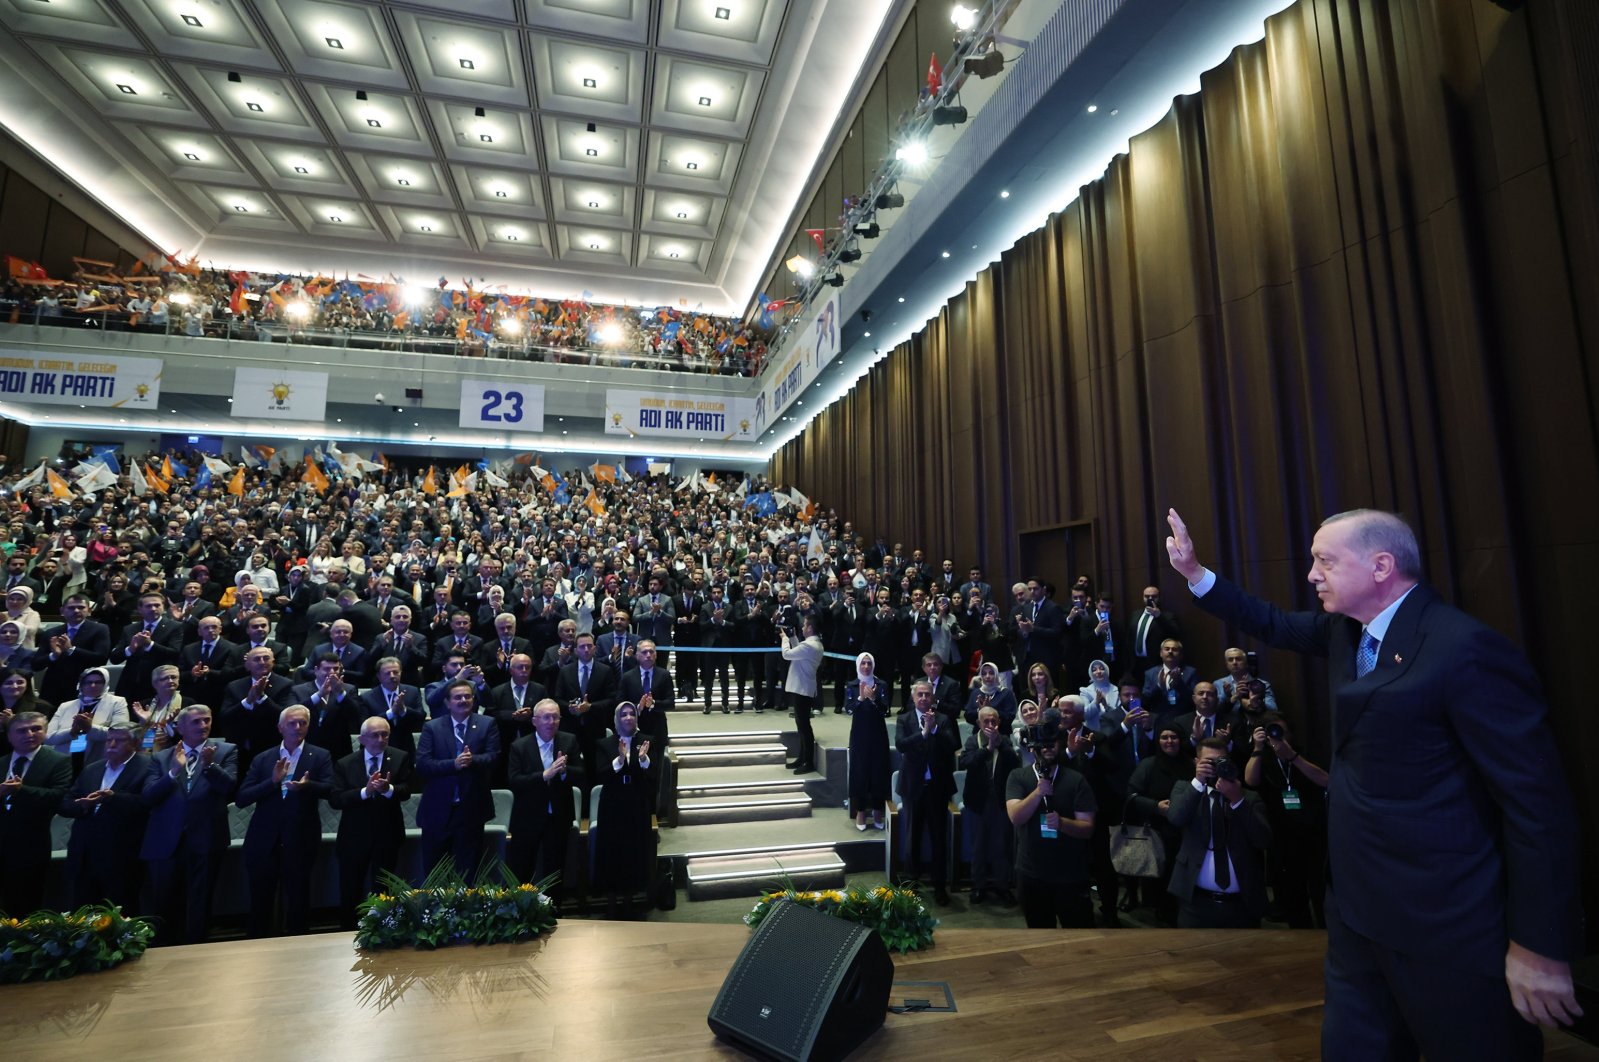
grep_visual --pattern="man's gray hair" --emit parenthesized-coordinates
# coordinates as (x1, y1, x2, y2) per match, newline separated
(1321, 509, 1422, 579)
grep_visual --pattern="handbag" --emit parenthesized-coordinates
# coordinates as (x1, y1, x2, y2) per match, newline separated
(1109, 797, 1167, 878)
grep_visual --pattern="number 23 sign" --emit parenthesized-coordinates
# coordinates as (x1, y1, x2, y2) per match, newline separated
(459, 379, 545, 432)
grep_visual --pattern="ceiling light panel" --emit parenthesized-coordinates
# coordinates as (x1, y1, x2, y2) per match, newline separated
(48, 47, 196, 118)
(642, 233, 707, 268)
(646, 132, 739, 195)
(0, 0, 127, 47)
(525, 0, 647, 44)
(429, 101, 536, 164)
(230, 142, 354, 191)
(659, 0, 783, 65)
(279, 195, 379, 235)
(347, 155, 453, 207)
(304, 84, 430, 154)
(171, 65, 319, 138)
(395, 14, 529, 106)
(652, 56, 760, 136)
(550, 178, 632, 226)
(120, 0, 275, 65)
(450, 166, 546, 216)
(192, 185, 285, 225)
(542, 116, 638, 178)
(467, 217, 552, 257)
(371, 206, 472, 248)
(253, 0, 408, 87)
(555, 225, 633, 262)
(530, 36, 643, 123)
(640, 189, 722, 237)
(120, 128, 247, 180)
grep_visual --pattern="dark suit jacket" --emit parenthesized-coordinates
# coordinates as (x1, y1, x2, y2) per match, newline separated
(179, 638, 241, 707)
(288, 683, 361, 760)
(1166, 777, 1271, 918)
(139, 741, 239, 859)
(356, 685, 426, 752)
(221, 673, 298, 769)
(1195, 575, 1582, 971)
(487, 681, 551, 745)
(507, 730, 584, 840)
(958, 733, 1021, 814)
(302, 642, 370, 684)
(370, 629, 429, 687)
(113, 618, 185, 703)
(37, 620, 113, 704)
(551, 659, 620, 739)
(413, 712, 500, 829)
(330, 747, 412, 861)
(1142, 663, 1200, 717)
(0, 745, 72, 863)
(236, 743, 335, 860)
(431, 634, 483, 673)
(475, 636, 532, 688)
(894, 709, 960, 803)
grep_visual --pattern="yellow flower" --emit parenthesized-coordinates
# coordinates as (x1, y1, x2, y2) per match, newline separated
(93, 915, 112, 931)
(517, 883, 536, 892)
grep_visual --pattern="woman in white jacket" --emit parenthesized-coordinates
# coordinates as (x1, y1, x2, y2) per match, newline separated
(780, 615, 825, 774)
(44, 666, 130, 766)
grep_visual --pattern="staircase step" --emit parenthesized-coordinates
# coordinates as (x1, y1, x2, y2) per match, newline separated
(676, 777, 807, 801)
(677, 792, 813, 825)
(685, 847, 846, 899)
(669, 730, 783, 748)
(671, 743, 787, 768)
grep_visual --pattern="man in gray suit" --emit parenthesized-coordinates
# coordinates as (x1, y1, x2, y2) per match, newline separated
(140, 705, 238, 944)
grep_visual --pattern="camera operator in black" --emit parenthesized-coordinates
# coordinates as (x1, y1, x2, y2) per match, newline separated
(1004, 708, 1098, 928)
(1244, 712, 1328, 929)
(1055, 694, 1126, 927)
(1168, 736, 1272, 928)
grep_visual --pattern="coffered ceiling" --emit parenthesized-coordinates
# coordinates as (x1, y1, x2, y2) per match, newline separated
(0, 0, 896, 313)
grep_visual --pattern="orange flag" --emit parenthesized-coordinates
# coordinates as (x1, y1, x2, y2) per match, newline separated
(161, 455, 174, 480)
(583, 488, 606, 517)
(303, 456, 329, 493)
(145, 463, 169, 493)
(421, 467, 438, 496)
(46, 468, 73, 499)
(227, 467, 245, 496)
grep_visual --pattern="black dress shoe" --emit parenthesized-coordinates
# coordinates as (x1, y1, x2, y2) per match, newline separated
(790, 761, 814, 774)
(703, 706, 710, 715)
(934, 886, 950, 905)
(833, 707, 843, 714)
(970, 888, 987, 905)
(1117, 894, 1136, 912)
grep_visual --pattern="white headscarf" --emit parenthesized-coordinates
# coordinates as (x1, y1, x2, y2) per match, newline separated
(855, 652, 876, 683)
(977, 661, 1000, 694)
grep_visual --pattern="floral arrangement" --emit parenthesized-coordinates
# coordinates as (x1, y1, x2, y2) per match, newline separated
(355, 862, 558, 951)
(0, 904, 155, 983)
(744, 884, 938, 953)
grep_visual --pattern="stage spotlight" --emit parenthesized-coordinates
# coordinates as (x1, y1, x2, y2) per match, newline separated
(391, 405, 403, 414)
(931, 104, 967, 126)
(895, 141, 928, 165)
(852, 222, 880, 239)
(823, 274, 844, 288)
(874, 191, 905, 209)
(950, 4, 978, 30)
(965, 49, 1004, 78)
(785, 254, 814, 277)
(837, 246, 861, 263)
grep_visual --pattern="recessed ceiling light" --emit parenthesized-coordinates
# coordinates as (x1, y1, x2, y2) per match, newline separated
(294, 165, 309, 174)
(479, 133, 493, 142)
(940, 250, 950, 258)
(505, 233, 518, 241)
(669, 251, 681, 259)
(685, 161, 699, 170)
(246, 101, 263, 112)
(999, 189, 1009, 198)
(675, 211, 688, 219)
(326, 37, 343, 50)
(1086, 104, 1099, 113)
(396, 177, 410, 186)
(117, 83, 136, 95)
(355, 90, 367, 101)
(458, 58, 475, 70)
(329, 215, 343, 223)
(585, 147, 598, 157)
(582, 77, 597, 89)
(234, 205, 248, 212)
(697, 95, 712, 107)
(587, 200, 599, 208)
(588, 242, 600, 250)
(420, 225, 432, 232)
(897, 296, 905, 303)
(181, 13, 203, 27)
(366, 118, 381, 127)
(183, 151, 200, 161)
(494, 189, 508, 197)
(863, 331, 871, 337)
(715, 6, 731, 18)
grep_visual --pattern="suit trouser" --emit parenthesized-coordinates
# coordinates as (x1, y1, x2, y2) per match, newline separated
(0, 841, 49, 916)
(1088, 821, 1118, 915)
(338, 843, 401, 930)
(1321, 885, 1542, 1062)
(967, 804, 1013, 891)
(1177, 892, 1260, 929)
(761, 654, 788, 709)
(246, 839, 315, 937)
(904, 789, 949, 887)
(420, 814, 487, 884)
(69, 854, 142, 913)
(674, 641, 699, 695)
(1018, 875, 1093, 928)
(700, 653, 731, 708)
(789, 693, 815, 764)
(144, 842, 222, 945)
(506, 823, 571, 901)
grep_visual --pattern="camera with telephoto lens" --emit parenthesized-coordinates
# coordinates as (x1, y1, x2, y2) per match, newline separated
(1210, 757, 1239, 782)
(1265, 722, 1285, 742)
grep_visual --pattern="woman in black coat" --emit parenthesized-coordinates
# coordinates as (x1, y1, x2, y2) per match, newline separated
(844, 652, 892, 831)
(593, 701, 659, 918)
(1125, 721, 1193, 926)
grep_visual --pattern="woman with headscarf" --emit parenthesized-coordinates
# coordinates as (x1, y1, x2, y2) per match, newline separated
(1126, 720, 1194, 926)
(44, 666, 131, 772)
(244, 552, 279, 595)
(962, 661, 1018, 731)
(845, 652, 892, 831)
(128, 663, 183, 751)
(593, 701, 659, 918)
(5, 585, 41, 650)
(1078, 659, 1120, 732)
(0, 620, 37, 674)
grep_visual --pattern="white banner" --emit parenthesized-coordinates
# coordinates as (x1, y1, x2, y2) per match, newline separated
(604, 387, 758, 441)
(753, 290, 840, 435)
(459, 379, 545, 431)
(231, 367, 329, 421)
(0, 352, 162, 408)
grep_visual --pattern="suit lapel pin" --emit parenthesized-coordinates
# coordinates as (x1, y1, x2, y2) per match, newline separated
(1393, 654, 1402, 664)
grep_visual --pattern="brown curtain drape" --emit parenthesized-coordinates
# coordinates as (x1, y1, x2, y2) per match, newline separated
(772, 0, 1599, 934)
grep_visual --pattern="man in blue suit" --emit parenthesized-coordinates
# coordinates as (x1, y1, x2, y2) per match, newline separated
(414, 679, 500, 883)
(236, 705, 335, 937)
(140, 705, 238, 945)
(1166, 507, 1581, 1057)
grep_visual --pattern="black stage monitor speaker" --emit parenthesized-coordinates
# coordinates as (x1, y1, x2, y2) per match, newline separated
(708, 899, 894, 1061)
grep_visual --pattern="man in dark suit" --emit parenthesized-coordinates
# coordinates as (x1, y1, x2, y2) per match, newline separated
(337, 590, 384, 653)
(505, 699, 582, 903)
(486, 653, 549, 759)
(594, 609, 638, 674)
(235, 705, 335, 937)
(218, 583, 272, 646)
(221, 645, 297, 782)
(366, 575, 413, 626)
(170, 580, 218, 647)
(302, 619, 370, 686)
(270, 565, 320, 665)
(1165, 737, 1271, 928)
(1012, 578, 1063, 688)
(551, 632, 619, 780)
(1167, 507, 1582, 1056)
(178, 616, 238, 710)
(371, 605, 429, 688)
(1, 711, 73, 915)
(474, 613, 531, 689)
(290, 653, 361, 761)
(698, 586, 736, 713)
(413, 680, 500, 883)
(1130, 584, 1183, 676)
(140, 705, 238, 944)
(517, 577, 567, 663)
(618, 639, 673, 753)
(431, 612, 482, 677)
(357, 657, 426, 753)
(1141, 639, 1199, 720)
(538, 620, 579, 691)
(37, 595, 113, 706)
(237, 614, 294, 677)
(59, 724, 156, 910)
(112, 593, 185, 705)
(1073, 592, 1131, 690)
(894, 681, 960, 904)
(672, 579, 704, 701)
(331, 716, 412, 929)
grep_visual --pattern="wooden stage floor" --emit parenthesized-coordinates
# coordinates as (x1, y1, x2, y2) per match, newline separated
(3, 922, 1593, 1060)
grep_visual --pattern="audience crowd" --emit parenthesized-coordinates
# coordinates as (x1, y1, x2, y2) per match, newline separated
(0, 265, 769, 375)
(0, 447, 1326, 941)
